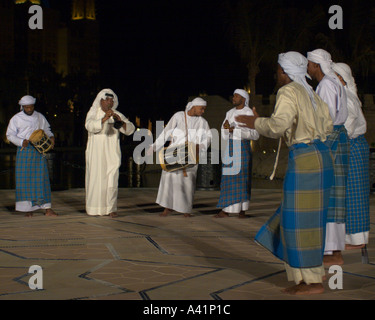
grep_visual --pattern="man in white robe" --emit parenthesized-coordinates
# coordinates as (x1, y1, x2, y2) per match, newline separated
(149, 97, 212, 217)
(6, 95, 57, 217)
(85, 89, 135, 217)
(307, 49, 349, 266)
(216, 89, 259, 218)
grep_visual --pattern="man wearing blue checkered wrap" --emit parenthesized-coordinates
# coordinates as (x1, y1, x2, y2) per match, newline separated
(237, 52, 334, 295)
(307, 49, 349, 266)
(6, 95, 57, 217)
(332, 62, 370, 250)
(216, 89, 259, 218)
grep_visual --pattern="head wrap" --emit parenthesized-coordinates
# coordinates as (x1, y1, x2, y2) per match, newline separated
(307, 49, 341, 82)
(19, 95, 36, 110)
(278, 51, 317, 110)
(332, 62, 361, 108)
(185, 97, 207, 112)
(233, 89, 250, 107)
(86, 89, 119, 119)
(332, 62, 358, 94)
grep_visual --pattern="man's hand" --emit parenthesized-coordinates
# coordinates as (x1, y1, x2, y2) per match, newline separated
(22, 139, 29, 148)
(102, 109, 114, 123)
(235, 107, 259, 129)
(223, 120, 234, 133)
(50, 136, 55, 149)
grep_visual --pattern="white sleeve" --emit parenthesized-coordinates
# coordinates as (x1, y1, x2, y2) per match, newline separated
(6, 118, 23, 147)
(317, 82, 338, 122)
(151, 113, 178, 151)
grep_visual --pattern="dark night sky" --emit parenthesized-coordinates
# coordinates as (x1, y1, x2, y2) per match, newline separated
(48, 0, 374, 120)
(96, 0, 248, 119)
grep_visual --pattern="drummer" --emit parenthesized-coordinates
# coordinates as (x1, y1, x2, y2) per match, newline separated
(6, 95, 57, 217)
(148, 97, 212, 217)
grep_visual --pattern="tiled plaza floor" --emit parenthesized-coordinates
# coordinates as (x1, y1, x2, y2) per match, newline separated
(0, 187, 374, 301)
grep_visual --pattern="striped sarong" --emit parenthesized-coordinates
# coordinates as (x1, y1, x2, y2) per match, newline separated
(324, 125, 349, 223)
(217, 139, 252, 208)
(255, 140, 334, 268)
(15, 144, 51, 206)
(346, 135, 370, 235)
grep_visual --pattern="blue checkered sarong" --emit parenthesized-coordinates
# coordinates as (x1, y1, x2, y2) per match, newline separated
(346, 135, 370, 235)
(15, 144, 51, 206)
(324, 125, 349, 223)
(217, 139, 252, 208)
(255, 140, 334, 268)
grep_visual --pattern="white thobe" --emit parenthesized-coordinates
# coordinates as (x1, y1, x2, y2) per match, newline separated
(85, 108, 135, 216)
(6, 111, 54, 212)
(221, 106, 259, 213)
(152, 111, 211, 214)
(316, 75, 348, 125)
(316, 75, 348, 254)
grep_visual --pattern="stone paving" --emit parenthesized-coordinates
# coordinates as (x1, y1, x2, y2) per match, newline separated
(0, 187, 374, 301)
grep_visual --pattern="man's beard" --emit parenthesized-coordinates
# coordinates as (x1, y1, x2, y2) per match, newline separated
(23, 110, 34, 116)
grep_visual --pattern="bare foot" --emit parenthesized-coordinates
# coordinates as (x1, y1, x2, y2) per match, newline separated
(109, 212, 118, 218)
(239, 211, 246, 219)
(183, 213, 193, 218)
(345, 244, 366, 250)
(45, 209, 58, 217)
(282, 282, 324, 295)
(214, 211, 229, 218)
(159, 208, 172, 217)
(25, 212, 33, 218)
(323, 251, 344, 266)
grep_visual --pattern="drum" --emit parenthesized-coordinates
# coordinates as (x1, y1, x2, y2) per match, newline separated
(159, 141, 199, 172)
(28, 129, 53, 154)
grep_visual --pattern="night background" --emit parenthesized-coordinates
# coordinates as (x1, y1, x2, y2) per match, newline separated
(1, 0, 375, 145)
(1, 0, 375, 189)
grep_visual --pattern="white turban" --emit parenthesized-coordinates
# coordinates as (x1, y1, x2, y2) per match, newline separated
(19, 95, 36, 110)
(233, 89, 249, 107)
(332, 62, 362, 108)
(278, 51, 317, 110)
(332, 62, 358, 94)
(185, 97, 207, 112)
(307, 49, 340, 82)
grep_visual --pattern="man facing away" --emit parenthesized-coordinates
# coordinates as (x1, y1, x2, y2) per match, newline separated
(307, 49, 349, 266)
(236, 52, 334, 295)
(6, 95, 57, 217)
(215, 89, 259, 218)
(85, 89, 135, 217)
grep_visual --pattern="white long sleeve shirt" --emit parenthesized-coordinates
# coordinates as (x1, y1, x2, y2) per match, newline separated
(316, 75, 348, 125)
(6, 111, 54, 147)
(222, 106, 260, 141)
(344, 89, 367, 139)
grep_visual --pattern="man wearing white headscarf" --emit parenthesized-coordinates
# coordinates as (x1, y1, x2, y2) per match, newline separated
(307, 49, 349, 266)
(332, 62, 370, 250)
(85, 89, 135, 217)
(236, 51, 334, 295)
(215, 89, 259, 218)
(6, 95, 57, 217)
(149, 97, 212, 217)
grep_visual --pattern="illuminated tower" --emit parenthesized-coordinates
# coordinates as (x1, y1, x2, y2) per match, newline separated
(69, 0, 99, 75)
(72, 0, 96, 20)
